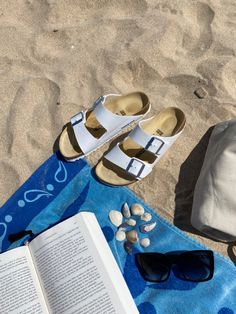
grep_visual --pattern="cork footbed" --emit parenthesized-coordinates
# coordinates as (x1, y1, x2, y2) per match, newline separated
(59, 92, 149, 160)
(95, 107, 186, 186)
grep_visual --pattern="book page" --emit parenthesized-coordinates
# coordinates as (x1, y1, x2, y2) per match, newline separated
(80, 213, 139, 314)
(0, 246, 49, 314)
(29, 212, 138, 314)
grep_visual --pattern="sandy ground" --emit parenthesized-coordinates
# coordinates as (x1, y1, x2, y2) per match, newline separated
(0, 0, 236, 261)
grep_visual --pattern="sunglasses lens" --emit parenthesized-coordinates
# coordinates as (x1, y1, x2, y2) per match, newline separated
(177, 251, 214, 282)
(136, 253, 170, 282)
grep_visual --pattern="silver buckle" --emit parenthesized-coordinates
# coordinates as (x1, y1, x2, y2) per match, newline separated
(93, 96, 105, 108)
(71, 112, 84, 126)
(145, 137, 164, 155)
(126, 158, 145, 177)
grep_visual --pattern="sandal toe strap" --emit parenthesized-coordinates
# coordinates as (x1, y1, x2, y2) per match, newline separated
(129, 122, 180, 157)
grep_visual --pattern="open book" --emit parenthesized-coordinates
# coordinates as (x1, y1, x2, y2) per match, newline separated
(0, 212, 138, 314)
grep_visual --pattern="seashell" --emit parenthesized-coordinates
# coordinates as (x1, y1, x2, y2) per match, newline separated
(139, 222, 157, 233)
(126, 230, 138, 243)
(141, 212, 152, 222)
(126, 219, 136, 226)
(118, 222, 129, 232)
(115, 230, 126, 242)
(140, 238, 150, 248)
(109, 210, 123, 227)
(122, 202, 131, 218)
(124, 241, 133, 255)
(131, 203, 145, 216)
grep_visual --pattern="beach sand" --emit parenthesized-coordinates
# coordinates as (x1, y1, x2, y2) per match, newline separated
(0, 0, 235, 259)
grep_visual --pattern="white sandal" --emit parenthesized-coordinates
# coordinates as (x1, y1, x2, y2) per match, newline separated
(59, 92, 150, 161)
(95, 107, 186, 185)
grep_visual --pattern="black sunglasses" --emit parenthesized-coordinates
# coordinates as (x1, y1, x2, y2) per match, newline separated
(135, 250, 214, 282)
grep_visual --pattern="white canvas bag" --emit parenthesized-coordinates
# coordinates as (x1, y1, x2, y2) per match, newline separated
(191, 119, 236, 242)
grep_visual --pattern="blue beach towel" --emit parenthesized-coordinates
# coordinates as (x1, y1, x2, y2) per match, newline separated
(0, 153, 235, 314)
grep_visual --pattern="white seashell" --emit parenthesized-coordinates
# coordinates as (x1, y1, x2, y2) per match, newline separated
(115, 230, 126, 241)
(141, 212, 152, 222)
(140, 238, 150, 248)
(131, 203, 145, 216)
(139, 222, 157, 233)
(124, 241, 133, 254)
(122, 202, 131, 218)
(118, 222, 129, 232)
(126, 230, 138, 243)
(109, 210, 123, 227)
(126, 219, 136, 226)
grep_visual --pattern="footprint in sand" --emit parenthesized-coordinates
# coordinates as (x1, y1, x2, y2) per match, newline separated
(197, 57, 236, 102)
(6, 78, 60, 163)
(221, 58, 236, 100)
(0, 57, 12, 74)
(113, 58, 162, 90)
(155, 2, 182, 15)
(34, 31, 71, 60)
(182, 2, 215, 56)
(48, 0, 147, 26)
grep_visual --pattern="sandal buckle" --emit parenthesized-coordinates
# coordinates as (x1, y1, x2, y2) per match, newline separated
(126, 158, 145, 178)
(93, 96, 105, 108)
(145, 137, 164, 155)
(71, 112, 84, 126)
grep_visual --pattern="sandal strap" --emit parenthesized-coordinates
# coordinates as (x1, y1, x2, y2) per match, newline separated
(70, 111, 99, 155)
(104, 144, 153, 180)
(70, 94, 149, 156)
(129, 121, 180, 157)
(92, 94, 143, 132)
